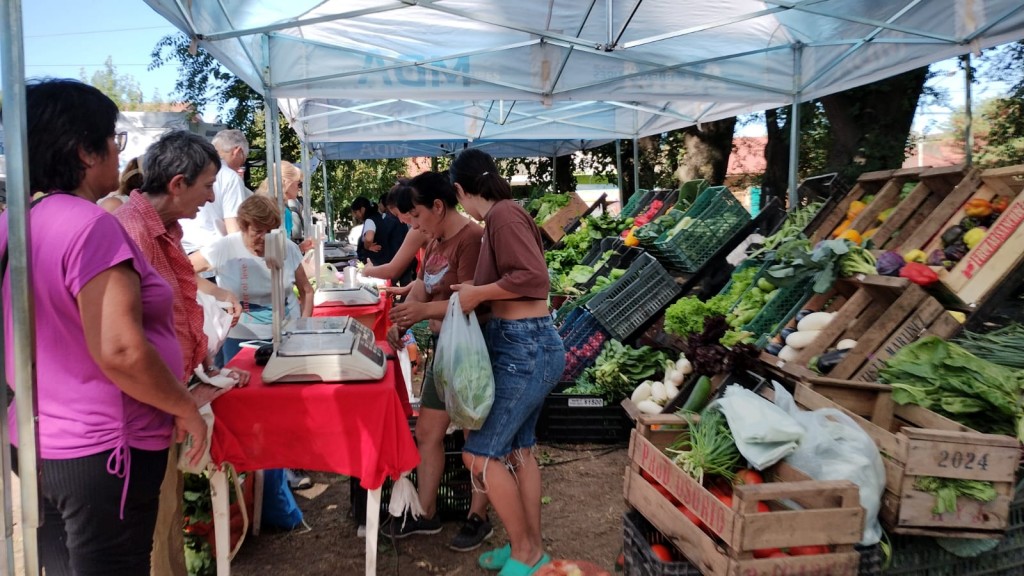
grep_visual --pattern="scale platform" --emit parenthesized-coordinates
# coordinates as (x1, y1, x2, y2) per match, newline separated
(263, 316, 386, 383)
(314, 284, 381, 307)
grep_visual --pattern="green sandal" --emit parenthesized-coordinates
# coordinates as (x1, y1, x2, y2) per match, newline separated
(497, 554, 551, 576)
(479, 544, 512, 571)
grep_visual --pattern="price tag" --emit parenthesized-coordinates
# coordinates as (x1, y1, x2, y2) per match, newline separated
(568, 397, 605, 408)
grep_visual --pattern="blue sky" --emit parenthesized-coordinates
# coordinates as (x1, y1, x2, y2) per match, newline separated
(13, 1, 182, 104)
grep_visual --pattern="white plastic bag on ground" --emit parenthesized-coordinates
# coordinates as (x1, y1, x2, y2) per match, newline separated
(711, 384, 804, 470)
(773, 381, 885, 545)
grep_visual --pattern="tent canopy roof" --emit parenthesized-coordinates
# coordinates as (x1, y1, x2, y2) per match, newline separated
(143, 0, 1024, 157)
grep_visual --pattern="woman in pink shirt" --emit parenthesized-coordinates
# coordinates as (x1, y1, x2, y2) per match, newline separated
(1, 79, 207, 575)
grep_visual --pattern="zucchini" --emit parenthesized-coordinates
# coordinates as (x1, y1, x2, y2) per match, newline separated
(679, 375, 713, 413)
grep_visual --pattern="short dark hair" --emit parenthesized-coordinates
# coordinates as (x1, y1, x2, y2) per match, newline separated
(140, 131, 221, 196)
(10, 78, 119, 193)
(449, 149, 512, 201)
(400, 171, 458, 213)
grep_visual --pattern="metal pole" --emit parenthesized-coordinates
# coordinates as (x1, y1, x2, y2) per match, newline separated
(615, 140, 624, 210)
(551, 156, 557, 193)
(0, 1, 41, 574)
(321, 153, 334, 242)
(787, 43, 804, 210)
(963, 54, 974, 167)
(632, 137, 640, 197)
(300, 142, 312, 239)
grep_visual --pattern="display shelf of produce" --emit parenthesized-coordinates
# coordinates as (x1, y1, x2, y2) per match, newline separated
(733, 262, 815, 345)
(578, 245, 645, 292)
(910, 164, 1024, 307)
(557, 307, 612, 382)
(536, 382, 632, 444)
(794, 172, 850, 236)
(586, 252, 682, 341)
(653, 186, 751, 274)
(794, 379, 1021, 538)
(806, 168, 906, 243)
(622, 189, 658, 219)
(539, 191, 589, 243)
(624, 412, 864, 576)
(765, 276, 963, 382)
(549, 192, 609, 248)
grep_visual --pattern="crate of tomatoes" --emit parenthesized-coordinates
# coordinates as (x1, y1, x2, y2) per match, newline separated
(623, 409, 864, 576)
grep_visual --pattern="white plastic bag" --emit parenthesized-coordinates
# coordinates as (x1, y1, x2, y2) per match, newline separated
(197, 290, 233, 358)
(772, 381, 885, 545)
(178, 402, 215, 474)
(711, 384, 804, 470)
(433, 293, 494, 430)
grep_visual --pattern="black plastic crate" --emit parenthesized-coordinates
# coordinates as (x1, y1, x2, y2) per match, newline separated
(586, 253, 682, 341)
(536, 383, 632, 444)
(623, 509, 701, 576)
(558, 308, 611, 382)
(350, 426, 470, 523)
(578, 245, 644, 292)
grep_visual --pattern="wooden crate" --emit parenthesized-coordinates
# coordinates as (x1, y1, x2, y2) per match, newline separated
(766, 276, 962, 382)
(540, 192, 588, 243)
(795, 380, 1021, 538)
(624, 412, 864, 576)
(915, 165, 1024, 307)
(862, 165, 973, 251)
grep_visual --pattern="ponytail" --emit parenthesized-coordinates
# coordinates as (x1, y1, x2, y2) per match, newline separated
(451, 149, 512, 201)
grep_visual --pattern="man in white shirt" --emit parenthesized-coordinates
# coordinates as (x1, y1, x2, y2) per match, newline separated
(180, 129, 252, 254)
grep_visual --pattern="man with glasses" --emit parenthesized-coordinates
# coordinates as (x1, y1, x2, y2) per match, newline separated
(180, 129, 253, 256)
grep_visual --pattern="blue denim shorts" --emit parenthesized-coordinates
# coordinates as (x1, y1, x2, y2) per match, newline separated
(463, 316, 565, 459)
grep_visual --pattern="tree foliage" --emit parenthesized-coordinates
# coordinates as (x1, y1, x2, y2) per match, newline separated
(83, 57, 145, 110)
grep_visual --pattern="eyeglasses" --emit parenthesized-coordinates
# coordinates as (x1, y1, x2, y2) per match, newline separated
(113, 132, 128, 152)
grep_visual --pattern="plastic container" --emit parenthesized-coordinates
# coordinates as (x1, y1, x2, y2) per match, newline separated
(586, 253, 681, 341)
(536, 383, 632, 444)
(653, 186, 751, 273)
(622, 509, 702, 576)
(557, 308, 611, 382)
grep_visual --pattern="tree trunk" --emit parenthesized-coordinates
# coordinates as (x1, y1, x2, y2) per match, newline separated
(762, 107, 791, 209)
(675, 117, 738, 185)
(819, 67, 929, 177)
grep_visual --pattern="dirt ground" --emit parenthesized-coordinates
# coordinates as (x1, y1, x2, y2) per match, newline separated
(229, 444, 629, 576)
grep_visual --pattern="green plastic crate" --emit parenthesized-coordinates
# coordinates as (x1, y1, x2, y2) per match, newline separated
(734, 264, 814, 342)
(653, 186, 751, 273)
(621, 189, 654, 218)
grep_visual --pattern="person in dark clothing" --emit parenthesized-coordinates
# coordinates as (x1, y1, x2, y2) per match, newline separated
(377, 190, 418, 286)
(350, 196, 383, 264)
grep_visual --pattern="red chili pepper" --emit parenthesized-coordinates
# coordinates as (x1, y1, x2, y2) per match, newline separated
(899, 262, 939, 286)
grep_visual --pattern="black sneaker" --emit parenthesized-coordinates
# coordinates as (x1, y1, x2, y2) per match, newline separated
(449, 513, 494, 552)
(380, 512, 443, 539)
(285, 468, 312, 490)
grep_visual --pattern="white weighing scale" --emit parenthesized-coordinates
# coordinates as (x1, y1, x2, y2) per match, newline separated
(260, 231, 388, 383)
(315, 283, 382, 307)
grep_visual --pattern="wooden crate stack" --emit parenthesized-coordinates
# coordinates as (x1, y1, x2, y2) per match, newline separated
(623, 411, 865, 576)
(765, 276, 962, 382)
(794, 381, 1021, 538)
(539, 191, 589, 243)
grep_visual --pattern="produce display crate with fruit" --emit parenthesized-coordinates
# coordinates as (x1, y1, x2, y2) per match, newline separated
(623, 189, 658, 218)
(653, 186, 751, 273)
(586, 252, 682, 341)
(765, 276, 962, 382)
(807, 168, 902, 243)
(907, 164, 1024, 307)
(729, 260, 815, 345)
(795, 380, 1021, 538)
(557, 307, 611, 382)
(536, 383, 634, 444)
(540, 191, 589, 243)
(623, 509, 703, 576)
(623, 412, 864, 576)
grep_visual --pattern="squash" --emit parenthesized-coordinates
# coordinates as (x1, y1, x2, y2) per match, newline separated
(797, 311, 834, 332)
(786, 330, 822, 350)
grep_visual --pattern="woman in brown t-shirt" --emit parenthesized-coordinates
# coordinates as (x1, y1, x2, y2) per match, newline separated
(450, 150, 565, 575)
(382, 171, 493, 547)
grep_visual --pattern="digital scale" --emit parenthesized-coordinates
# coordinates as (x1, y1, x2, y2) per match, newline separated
(260, 232, 388, 384)
(263, 316, 387, 383)
(314, 283, 382, 307)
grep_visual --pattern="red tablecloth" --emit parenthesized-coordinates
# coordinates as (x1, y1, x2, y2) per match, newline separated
(313, 296, 391, 341)
(213, 345, 418, 490)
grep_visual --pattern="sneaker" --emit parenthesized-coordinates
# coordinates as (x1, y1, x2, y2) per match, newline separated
(449, 513, 494, 552)
(380, 512, 443, 539)
(285, 468, 312, 490)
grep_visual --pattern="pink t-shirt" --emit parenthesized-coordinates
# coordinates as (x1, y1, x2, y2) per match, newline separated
(1, 194, 183, 459)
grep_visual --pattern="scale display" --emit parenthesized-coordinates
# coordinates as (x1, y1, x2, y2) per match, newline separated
(314, 284, 381, 307)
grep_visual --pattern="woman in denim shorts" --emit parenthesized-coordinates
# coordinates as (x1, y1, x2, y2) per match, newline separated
(450, 150, 565, 576)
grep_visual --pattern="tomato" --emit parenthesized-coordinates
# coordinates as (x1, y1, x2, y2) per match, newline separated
(788, 545, 831, 556)
(734, 469, 764, 486)
(677, 504, 703, 529)
(714, 493, 733, 509)
(650, 544, 674, 562)
(756, 502, 771, 513)
(641, 470, 655, 483)
(753, 548, 782, 559)
(615, 552, 625, 569)
(768, 551, 790, 559)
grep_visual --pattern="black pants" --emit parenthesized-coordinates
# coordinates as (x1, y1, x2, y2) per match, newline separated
(13, 445, 167, 576)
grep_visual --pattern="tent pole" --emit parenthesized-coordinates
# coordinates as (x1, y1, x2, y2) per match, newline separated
(321, 153, 334, 242)
(300, 142, 312, 238)
(787, 43, 804, 210)
(963, 54, 973, 167)
(615, 140, 624, 209)
(632, 137, 640, 197)
(552, 155, 557, 193)
(0, 0, 41, 573)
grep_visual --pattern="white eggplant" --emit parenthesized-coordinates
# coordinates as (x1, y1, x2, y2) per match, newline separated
(630, 381, 653, 404)
(797, 311, 834, 332)
(650, 381, 668, 404)
(837, 339, 858, 351)
(778, 344, 801, 363)
(786, 329, 822, 350)
(636, 399, 663, 415)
